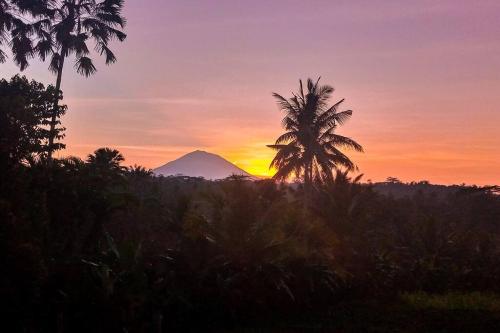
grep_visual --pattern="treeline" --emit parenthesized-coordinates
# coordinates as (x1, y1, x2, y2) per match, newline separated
(2, 153, 500, 331)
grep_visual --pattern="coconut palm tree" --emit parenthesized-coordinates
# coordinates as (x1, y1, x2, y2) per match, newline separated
(87, 147, 125, 172)
(2, 0, 126, 159)
(268, 78, 363, 188)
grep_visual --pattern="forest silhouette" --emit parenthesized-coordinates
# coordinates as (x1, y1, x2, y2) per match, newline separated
(1, 1, 500, 332)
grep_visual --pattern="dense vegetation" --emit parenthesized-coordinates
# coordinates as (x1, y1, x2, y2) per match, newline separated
(1, 76, 500, 331)
(1, 3, 499, 330)
(2, 155, 500, 331)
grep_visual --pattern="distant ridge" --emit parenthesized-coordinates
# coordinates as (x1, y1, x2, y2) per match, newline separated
(153, 150, 253, 180)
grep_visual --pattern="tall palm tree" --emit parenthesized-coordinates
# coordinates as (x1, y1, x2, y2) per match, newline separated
(2, 0, 126, 159)
(268, 78, 363, 188)
(86, 147, 125, 171)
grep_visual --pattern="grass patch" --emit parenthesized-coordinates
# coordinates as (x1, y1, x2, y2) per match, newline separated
(401, 291, 500, 311)
(219, 293, 500, 332)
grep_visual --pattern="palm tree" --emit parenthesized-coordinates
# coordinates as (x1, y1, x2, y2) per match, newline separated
(2, 0, 127, 159)
(268, 78, 363, 188)
(87, 147, 125, 171)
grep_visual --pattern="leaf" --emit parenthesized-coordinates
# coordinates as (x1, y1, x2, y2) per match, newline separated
(0, 48, 6, 63)
(35, 38, 53, 61)
(105, 232, 120, 260)
(10, 34, 34, 70)
(96, 41, 116, 64)
(74, 56, 97, 76)
(49, 52, 61, 74)
(81, 259, 100, 267)
(276, 278, 295, 301)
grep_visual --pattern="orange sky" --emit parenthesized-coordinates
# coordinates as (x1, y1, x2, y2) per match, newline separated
(2, 0, 499, 185)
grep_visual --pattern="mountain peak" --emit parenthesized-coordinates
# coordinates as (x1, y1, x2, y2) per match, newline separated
(153, 150, 253, 180)
(185, 150, 214, 157)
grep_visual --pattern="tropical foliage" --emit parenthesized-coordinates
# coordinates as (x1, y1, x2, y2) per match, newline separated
(269, 78, 363, 185)
(0, 75, 65, 167)
(1, 156, 499, 331)
(1, 0, 126, 157)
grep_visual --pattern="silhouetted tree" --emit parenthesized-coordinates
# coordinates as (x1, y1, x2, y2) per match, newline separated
(386, 176, 402, 183)
(0, 75, 65, 168)
(268, 78, 363, 189)
(1, 0, 127, 159)
(87, 147, 125, 171)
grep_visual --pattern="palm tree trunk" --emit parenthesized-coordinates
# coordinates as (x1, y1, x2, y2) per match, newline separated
(48, 55, 65, 161)
(154, 310, 163, 333)
(304, 162, 313, 208)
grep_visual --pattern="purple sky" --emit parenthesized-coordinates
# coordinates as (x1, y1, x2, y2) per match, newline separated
(3, 0, 500, 184)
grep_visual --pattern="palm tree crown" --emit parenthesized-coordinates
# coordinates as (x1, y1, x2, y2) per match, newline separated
(87, 147, 125, 171)
(2, 0, 126, 74)
(268, 77, 363, 185)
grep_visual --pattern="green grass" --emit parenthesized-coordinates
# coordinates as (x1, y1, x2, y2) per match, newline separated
(218, 293, 500, 333)
(401, 291, 500, 311)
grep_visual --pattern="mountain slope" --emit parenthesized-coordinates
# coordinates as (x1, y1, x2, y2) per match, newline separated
(153, 150, 253, 179)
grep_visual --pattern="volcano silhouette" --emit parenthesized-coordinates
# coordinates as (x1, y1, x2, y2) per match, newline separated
(153, 150, 253, 180)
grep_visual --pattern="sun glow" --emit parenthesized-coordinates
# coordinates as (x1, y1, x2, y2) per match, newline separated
(218, 142, 279, 178)
(239, 159, 276, 178)
(232, 157, 276, 178)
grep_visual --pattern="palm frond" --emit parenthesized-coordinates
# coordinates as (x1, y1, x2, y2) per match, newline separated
(268, 142, 300, 168)
(281, 116, 298, 131)
(330, 109, 352, 126)
(96, 41, 116, 64)
(74, 55, 96, 76)
(10, 34, 34, 70)
(275, 131, 297, 144)
(324, 146, 357, 171)
(107, 26, 126, 41)
(35, 38, 53, 60)
(273, 92, 298, 114)
(317, 84, 333, 98)
(49, 52, 61, 73)
(316, 99, 345, 123)
(272, 161, 301, 181)
(266, 143, 298, 151)
(307, 78, 315, 93)
(95, 12, 125, 27)
(353, 173, 364, 184)
(299, 79, 305, 101)
(322, 134, 364, 152)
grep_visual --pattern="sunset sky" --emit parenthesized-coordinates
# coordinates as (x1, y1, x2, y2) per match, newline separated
(3, 0, 500, 185)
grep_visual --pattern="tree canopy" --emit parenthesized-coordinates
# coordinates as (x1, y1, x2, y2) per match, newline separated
(268, 78, 363, 185)
(0, 75, 65, 167)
